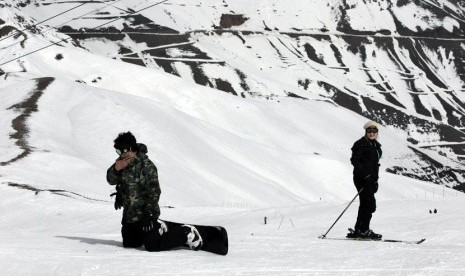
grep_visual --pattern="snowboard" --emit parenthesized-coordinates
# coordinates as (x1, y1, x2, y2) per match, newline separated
(161, 220, 228, 255)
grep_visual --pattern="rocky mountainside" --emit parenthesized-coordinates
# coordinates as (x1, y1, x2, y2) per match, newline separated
(1, 0, 465, 191)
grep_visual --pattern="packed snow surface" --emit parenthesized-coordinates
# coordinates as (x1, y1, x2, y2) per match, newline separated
(0, 186, 464, 275)
(1, 2, 465, 274)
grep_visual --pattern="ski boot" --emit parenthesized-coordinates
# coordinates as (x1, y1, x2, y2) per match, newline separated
(183, 224, 203, 250)
(346, 228, 361, 238)
(359, 229, 382, 240)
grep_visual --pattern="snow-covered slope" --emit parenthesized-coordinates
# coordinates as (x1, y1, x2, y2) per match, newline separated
(4, 0, 465, 189)
(0, 18, 453, 205)
(1, 2, 465, 275)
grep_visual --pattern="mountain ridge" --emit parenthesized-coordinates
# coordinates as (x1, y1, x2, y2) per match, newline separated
(1, 0, 465, 192)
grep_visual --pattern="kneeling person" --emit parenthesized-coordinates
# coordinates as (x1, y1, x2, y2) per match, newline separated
(106, 131, 202, 251)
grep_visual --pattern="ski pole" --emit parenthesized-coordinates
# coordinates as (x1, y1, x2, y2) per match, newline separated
(318, 187, 364, 239)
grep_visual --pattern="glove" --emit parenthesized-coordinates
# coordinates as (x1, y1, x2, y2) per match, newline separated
(158, 219, 168, 235)
(141, 214, 156, 232)
(110, 185, 123, 210)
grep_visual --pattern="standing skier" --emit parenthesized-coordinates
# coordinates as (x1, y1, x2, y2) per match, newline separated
(347, 121, 383, 239)
(107, 131, 203, 251)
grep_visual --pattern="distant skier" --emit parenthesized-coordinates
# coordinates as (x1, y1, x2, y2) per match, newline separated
(107, 131, 202, 251)
(347, 121, 383, 239)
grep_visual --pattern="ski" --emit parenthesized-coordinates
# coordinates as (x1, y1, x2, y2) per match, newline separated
(382, 238, 425, 244)
(320, 237, 426, 244)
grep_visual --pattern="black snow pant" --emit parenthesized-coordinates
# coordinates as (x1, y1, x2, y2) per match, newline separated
(354, 177, 377, 232)
(122, 220, 187, 252)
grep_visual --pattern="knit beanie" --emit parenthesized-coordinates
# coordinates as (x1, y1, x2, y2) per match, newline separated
(363, 120, 379, 129)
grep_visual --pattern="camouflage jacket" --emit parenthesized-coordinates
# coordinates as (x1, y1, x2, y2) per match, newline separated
(106, 143, 161, 223)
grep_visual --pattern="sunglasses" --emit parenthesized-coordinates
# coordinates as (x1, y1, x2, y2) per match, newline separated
(115, 148, 129, 155)
(366, 128, 378, 134)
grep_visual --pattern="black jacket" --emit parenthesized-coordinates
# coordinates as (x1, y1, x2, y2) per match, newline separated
(351, 137, 382, 181)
